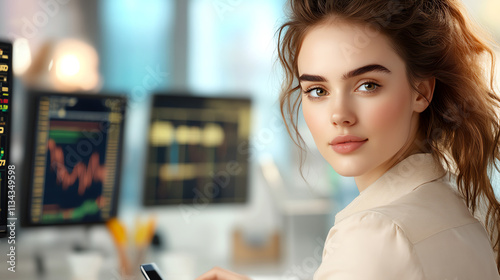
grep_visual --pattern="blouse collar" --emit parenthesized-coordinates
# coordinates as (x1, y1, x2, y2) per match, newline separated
(334, 153, 447, 225)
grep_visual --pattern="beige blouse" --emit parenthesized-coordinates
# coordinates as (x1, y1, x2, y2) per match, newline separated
(314, 153, 500, 279)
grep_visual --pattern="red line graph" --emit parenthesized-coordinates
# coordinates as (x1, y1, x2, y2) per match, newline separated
(47, 139, 107, 195)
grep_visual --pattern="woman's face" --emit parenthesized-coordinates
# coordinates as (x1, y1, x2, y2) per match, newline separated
(298, 21, 425, 190)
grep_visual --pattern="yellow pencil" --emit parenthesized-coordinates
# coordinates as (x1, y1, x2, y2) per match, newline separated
(106, 218, 132, 277)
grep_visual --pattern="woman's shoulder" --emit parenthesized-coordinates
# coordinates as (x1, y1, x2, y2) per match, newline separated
(321, 179, 500, 280)
(376, 178, 479, 241)
(336, 178, 481, 243)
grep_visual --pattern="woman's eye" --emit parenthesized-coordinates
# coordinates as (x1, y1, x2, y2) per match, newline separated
(357, 82, 380, 92)
(307, 88, 327, 97)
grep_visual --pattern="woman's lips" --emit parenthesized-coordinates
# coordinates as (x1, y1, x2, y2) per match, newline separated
(331, 140, 367, 154)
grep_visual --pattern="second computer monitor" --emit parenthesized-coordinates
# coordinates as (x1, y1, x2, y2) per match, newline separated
(143, 94, 251, 206)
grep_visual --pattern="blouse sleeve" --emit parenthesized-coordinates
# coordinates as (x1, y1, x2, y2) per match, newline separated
(313, 211, 426, 280)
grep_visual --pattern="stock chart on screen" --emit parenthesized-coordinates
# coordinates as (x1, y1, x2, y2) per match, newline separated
(143, 94, 251, 206)
(22, 92, 126, 226)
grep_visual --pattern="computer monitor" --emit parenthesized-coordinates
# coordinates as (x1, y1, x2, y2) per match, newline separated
(0, 41, 12, 237)
(21, 91, 127, 227)
(143, 94, 251, 206)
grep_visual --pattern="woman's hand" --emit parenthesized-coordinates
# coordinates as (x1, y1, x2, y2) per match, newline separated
(195, 266, 251, 280)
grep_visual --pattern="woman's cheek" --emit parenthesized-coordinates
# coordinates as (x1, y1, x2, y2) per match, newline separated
(303, 107, 321, 135)
(361, 95, 409, 134)
(303, 103, 329, 140)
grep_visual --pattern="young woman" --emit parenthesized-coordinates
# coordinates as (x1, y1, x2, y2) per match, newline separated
(197, 0, 500, 279)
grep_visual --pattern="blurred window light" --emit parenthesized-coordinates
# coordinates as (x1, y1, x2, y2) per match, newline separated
(188, 0, 282, 93)
(462, 0, 500, 40)
(100, 0, 173, 92)
(479, 0, 500, 34)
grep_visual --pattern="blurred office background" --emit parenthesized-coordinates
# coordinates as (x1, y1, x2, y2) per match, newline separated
(0, 0, 499, 279)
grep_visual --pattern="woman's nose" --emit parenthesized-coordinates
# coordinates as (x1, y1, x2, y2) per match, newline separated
(331, 114, 355, 126)
(330, 97, 356, 127)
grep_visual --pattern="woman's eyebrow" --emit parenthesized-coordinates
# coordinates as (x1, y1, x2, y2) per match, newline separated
(299, 74, 327, 82)
(342, 64, 391, 80)
(299, 64, 391, 83)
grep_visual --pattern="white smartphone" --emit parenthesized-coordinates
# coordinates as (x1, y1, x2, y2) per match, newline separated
(140, 263, 165, 280)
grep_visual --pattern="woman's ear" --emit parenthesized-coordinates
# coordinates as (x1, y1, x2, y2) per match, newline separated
(413, 77, 435, 113)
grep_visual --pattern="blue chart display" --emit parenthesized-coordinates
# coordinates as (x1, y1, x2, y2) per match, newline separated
(23, 93, 126, 226)
(0, 41, 12, 237)
(143, 94, 251, 205)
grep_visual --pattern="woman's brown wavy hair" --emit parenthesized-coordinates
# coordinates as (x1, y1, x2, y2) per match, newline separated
(277, 0, 500, 270)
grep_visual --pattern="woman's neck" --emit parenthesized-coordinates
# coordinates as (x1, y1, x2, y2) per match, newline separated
(354, 144, 426, 192)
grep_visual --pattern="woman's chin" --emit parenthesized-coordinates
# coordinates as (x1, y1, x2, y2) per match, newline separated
(330, 165, 364, 177)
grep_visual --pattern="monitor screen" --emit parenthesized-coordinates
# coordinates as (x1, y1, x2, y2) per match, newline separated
(22, 91, 127, 227)
(143, 94, 251, 206)
(0, 41, 12, 237)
